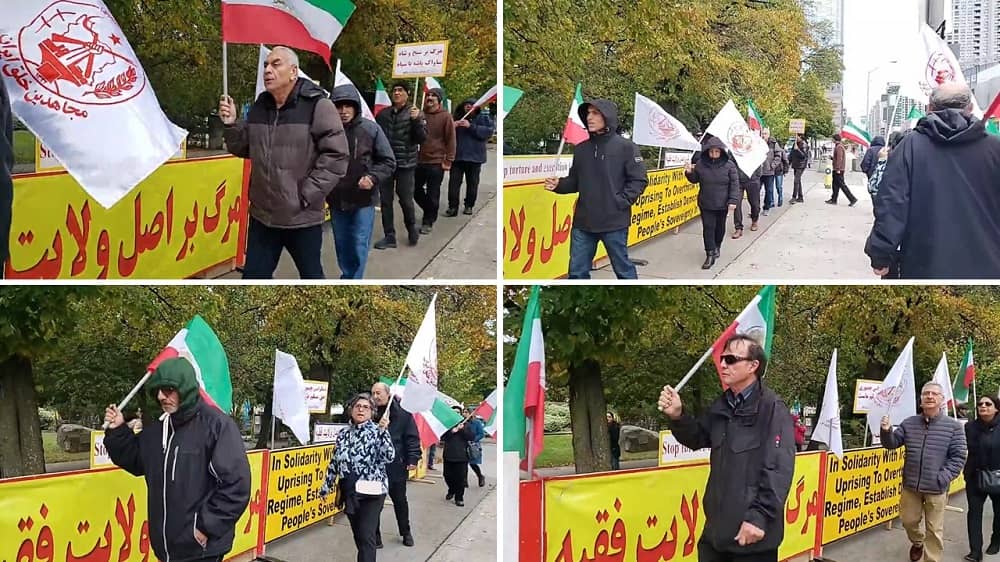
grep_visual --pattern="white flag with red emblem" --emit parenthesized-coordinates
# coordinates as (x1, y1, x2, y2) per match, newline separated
(898, 24, 983, 117)
(400, 294, 439, 414)
(705, 100, 769, 176)
(0, 0, 187, 208)
(632, 92, 700, 151)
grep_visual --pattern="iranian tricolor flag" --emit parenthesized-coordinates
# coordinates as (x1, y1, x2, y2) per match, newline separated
(471, 85, 498, 110)
(380, 377, 464, 448)
(474, 388, 498, 438)
(147, 316, 233, 413)
(906, 106, 926, 129)
(711, 285, 776, 384)
(424, 76, 445, 99)
(841, 121, 872, 148)
(374, 78, 391, 114)
(502, 86, 524, 120)
(747, 100, 766, 132)
(984, 92, 1000, 137)
(563, 83, 589, 144)
(953, 339, 976, 404)
(222, 0, 356, 64)
(504, 285, 546, 472)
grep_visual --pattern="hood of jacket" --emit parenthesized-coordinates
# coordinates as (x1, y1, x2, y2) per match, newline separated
(148, 358, 202, 416)
(257, 77, 327, 108)
(454, 98, 478, 120)
(700, 136, 731, 166)
(425, 88, 447, 113)
(330, 84, 363, 126)
(578, 98, 619, 137)
(870, 135, 886, 147)
(916, 108, 987, 145)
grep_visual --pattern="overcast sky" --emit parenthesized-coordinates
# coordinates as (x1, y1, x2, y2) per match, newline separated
(841, 0, 921, 120)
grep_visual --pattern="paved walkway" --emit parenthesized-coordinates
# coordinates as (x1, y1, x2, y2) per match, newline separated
(588, 168, 878, 280)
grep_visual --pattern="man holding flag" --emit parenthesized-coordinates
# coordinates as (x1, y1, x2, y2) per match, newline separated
(375, 82, 427, 249)
(880, 381, 966, 562)
(103, 358, 251, 562)
(371, 381, 421, 548)
(658, 334, 795, 561)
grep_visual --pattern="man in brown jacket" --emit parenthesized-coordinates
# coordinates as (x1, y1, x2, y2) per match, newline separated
(219, 46, 349, 279)
(825, 133, 858, 207)
(413, 88, 456, 234)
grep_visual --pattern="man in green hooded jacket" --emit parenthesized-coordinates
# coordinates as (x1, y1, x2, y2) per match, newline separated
(104, 358, 251, 562)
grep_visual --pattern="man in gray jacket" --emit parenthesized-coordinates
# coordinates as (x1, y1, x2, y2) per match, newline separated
(881, 381, 967, 562)
(219, 46, 349, 279)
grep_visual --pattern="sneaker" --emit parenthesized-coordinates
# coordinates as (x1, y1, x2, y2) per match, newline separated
(420, 224, 433, 235)
(446, 491, 454, 500)
(762, 209, 769, 216)
(849, 199, 859, 207)
(463, 206, 474, 215)
(963, 553, 981, 561)
(374, 236, 396, 250)
(910, 544, 924, 561)
(444, 207, 458, 217)
(789, 199, 797, 205)
(455, 499, 464, 506)
(402, 534, 415, 547)
(825, 199, 837, 205)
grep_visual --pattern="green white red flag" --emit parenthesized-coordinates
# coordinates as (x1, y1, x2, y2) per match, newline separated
(474, 388, 498, 438)
(747, 100, 766, 132)
(841, 121, 871, 148)
(563, 83, 588, 144)
(711, 286, 776, 385)
(380, 376, 464, 448)
(953, 340, 975, 404)
(374, 78, 391, 114)
(503, 285, 546, 472)
(147, 316, 232, 413)
(502, 86, 524, 120)
(222, 0, 356, 64)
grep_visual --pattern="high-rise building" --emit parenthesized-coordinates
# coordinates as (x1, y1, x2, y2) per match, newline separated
(809, 0, 846, 129)
(947, 0, 1000, 67)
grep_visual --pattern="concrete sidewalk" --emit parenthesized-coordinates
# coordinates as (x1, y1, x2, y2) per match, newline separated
(587, 168, 876, 280)
(822, 490, 983, 562)
(262, 443, 497, 561)
(222, 147, 497, 280)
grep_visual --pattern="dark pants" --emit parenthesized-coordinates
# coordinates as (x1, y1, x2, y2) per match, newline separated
(428, 444, 437, 468)
(611, 453, 620, 470)
(967, 484, 1000, 555)
(700, 208, 728, 253)
(733, 184, 760, 230)
(792, 167, 805, 200)
(447, 161, 482, 210)
(568, 227, 636, 279)
(762, 175, 775, 209)
(414, 163, 445, 226)
(243, 217, 324, 279)
(379, 167, 416, 238)
(330, 206, 375, 279)
(188, 557, 223, 562)
(348, 494, 386, 562)
(830, 171, 857, 204)
(376, 468, 411, 540)
(469, 463, 483, 478)
(443, 460, 469, 501)
(698, 538, 778, 562)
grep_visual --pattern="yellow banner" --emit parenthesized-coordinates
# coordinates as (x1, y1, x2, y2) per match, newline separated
(264, 444, 341, 543)
(822, 447, 904, 543)
(543, 452, 821, 562)
(0, 450, 265, 561)
(502, 167, 699, 279)
(7, 157, 246, 279)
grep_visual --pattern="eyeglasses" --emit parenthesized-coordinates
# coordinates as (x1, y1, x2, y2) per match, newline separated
(353, 403, 372, 411)
(979, 402, 994, 408)
(720, 354, 753, 365)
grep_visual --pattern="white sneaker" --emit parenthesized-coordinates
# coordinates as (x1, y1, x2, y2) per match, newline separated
(762, 209, 770, 216)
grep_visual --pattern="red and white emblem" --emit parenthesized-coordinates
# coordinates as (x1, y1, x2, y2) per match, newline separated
(18, 1, 146, 105)
(647, 111, 679, 142)
(923, 52, 956, 94)
(727, 122, 754, 156)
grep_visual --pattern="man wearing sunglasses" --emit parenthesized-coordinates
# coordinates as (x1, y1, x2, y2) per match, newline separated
(658, 334, 795, 562)
(880, 382, 966, 562)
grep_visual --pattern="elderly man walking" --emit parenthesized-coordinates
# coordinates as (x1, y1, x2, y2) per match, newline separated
(880, 381, 967, 562)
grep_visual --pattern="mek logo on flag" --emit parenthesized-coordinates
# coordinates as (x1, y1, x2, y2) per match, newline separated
(727, 122, 755, 157)
(3, 1, 146, 119)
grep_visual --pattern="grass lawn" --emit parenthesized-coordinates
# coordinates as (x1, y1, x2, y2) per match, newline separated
(42, 431, 90, 464)
(534, 433, 659, 469)
(13, 129, 34, 166)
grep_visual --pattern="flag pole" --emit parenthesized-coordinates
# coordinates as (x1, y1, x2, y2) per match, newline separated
(102, 371, 153, 430)
(973, 377, 978, 414)
(414, 78, 420, 108)
(222, 42, 229, 99)
(674, 345, 715, 393)
(270, 413, 276, 450)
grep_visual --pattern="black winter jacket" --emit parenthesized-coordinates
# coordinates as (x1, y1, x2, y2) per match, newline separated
(669, 383, 795, 554)
(738, 165, 762, 189)
(376, 104, 427, 169)
(864, 109, 1000, 278)
(0, 77, 11, 266)
(789, 141, 809, 170)
(685, 137, 740, 211)
(860, 136, 886, 178)
(965, 416, 1000, 489)
(881, 409, 966, 493)
(328, 85, 396, 211)
(374, 397, 422, 482)
(104, 399, 252, 562)
(441, 424, 475, 462)
(553, 99, 649, 233)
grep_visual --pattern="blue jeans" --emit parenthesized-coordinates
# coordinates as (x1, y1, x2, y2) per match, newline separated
(568, 227, 636, 279)
(774, 173, 784, 205)
(330, 206, 376, 279)
(762, 175, 776, 209)
(243, 217, 325, 279)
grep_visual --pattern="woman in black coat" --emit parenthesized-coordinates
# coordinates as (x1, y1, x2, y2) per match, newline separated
(684, 136, 740, 269)
(441, 406, 475, 506)
(965, 396, 1000, 561)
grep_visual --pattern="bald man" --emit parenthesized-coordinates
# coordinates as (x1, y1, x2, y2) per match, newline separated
(371, 382, 421, 547)
(865, 82, 1000, 279)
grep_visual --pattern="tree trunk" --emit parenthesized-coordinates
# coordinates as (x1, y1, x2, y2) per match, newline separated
(568, 359, 611, 474)
(254, 396, 275, 450)
(0, 355, 45, 478)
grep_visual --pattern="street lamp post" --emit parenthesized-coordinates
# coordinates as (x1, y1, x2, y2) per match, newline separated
(865, 60, 898, 134)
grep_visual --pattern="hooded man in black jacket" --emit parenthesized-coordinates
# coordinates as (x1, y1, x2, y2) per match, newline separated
(865, 82, 1000, 279)
(104, 358, 251, 562)
(543, 99, 648, 279)
(371, 381, 422, 547)
(1, 76, 13, 278)
(329, 84, 396, 279)
(659, 334, 795, 562)
(860, 135, 886, 179)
